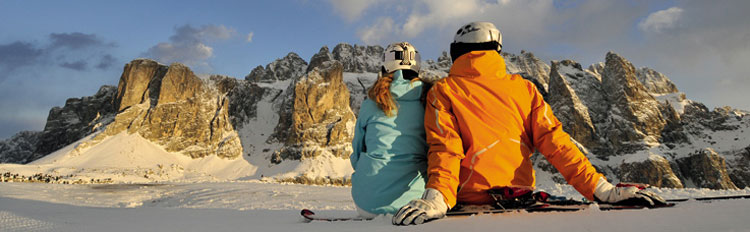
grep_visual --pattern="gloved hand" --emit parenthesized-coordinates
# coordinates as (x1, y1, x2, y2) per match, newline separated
(392, 188, 448, 225)
(593, 177, 667, 207)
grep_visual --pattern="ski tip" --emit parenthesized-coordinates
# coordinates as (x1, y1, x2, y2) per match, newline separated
(301, 209, 315, 216)
(300, 209, 315, 222)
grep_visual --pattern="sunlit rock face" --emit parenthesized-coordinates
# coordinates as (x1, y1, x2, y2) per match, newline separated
(84, 59, 242, 159)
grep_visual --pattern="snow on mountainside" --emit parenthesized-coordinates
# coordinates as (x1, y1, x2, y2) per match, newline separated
(19, 132, 256, 183)
(1, 43, 750, 190)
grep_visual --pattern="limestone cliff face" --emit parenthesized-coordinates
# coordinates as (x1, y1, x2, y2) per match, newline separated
(271, 48, 355, 162)
(517, 52, 749, 189)
(601, 52, 667, 153)
(617, 155, 683, 188)
(79, 59, 242, 159)
(114, 59, 167, 111)
(676, 148, 738, 189)
(547, 60, 597, 151)
(504, 51, 551, 90)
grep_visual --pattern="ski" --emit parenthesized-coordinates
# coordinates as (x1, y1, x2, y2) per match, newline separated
(666, 194, 750, 202)
(300, 209, 373, 222)
(300, 194, 750, 222)
(445, 202, 675, 216)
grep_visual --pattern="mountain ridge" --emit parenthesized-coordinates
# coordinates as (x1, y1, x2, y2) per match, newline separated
(1, 43, 749, 189)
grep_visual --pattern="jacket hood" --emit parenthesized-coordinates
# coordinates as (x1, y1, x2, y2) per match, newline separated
(448, 50, 508, 79)
(390, 70, 423, 101)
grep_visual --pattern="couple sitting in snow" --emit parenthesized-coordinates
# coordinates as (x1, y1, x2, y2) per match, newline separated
(349, 22, 667, 226)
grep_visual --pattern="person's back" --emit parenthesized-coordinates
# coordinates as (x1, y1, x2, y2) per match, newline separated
(426, 49, 603, 205)
(393, 22, 667, 226)
(350, 42, 428, 217)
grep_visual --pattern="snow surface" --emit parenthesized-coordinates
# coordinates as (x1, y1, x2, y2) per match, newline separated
(0, 132, 257, 183)
(1, 181, 750, 232)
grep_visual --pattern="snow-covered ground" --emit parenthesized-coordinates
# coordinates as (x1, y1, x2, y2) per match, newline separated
(1, 181, 749, 232)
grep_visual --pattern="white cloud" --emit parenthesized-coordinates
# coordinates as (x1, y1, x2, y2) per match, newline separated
(353, 0, 556, 46)
(638, 7, 684, 33)
(402, 0, 482, 38)
(357, 17, 395, 45)
(143, 24, 237, 70)
(246, 32, 254, 43)
(328, 0, 382, 22)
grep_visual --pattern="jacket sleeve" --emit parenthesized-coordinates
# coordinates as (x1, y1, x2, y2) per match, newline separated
(527, 83, 603, 201)
(424, 83, 464, 208)
(350, 104, 369, 170)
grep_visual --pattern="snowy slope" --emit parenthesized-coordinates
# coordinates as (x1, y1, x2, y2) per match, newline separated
(0, 132, 258, 183)
(1, 181, 749, 232)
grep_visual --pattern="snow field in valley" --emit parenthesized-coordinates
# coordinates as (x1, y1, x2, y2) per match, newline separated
(1, 181, 749, 232)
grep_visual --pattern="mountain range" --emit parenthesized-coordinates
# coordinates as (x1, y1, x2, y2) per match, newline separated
(1, 43, 748, 189)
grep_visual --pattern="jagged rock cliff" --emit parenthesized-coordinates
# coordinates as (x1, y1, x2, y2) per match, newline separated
(547, 60, 597, 150)
(0, 131, 42, 163)
(505, 50, 551, 89)
(0, 86, 117, 163)
(540, 52, 749, 189)
(77, 59, 242, 159)
(273, 59, 354, 162)
(245, 53, 307, 83)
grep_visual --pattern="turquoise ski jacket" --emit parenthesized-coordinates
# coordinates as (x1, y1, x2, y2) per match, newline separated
(350, 70, 428, 215)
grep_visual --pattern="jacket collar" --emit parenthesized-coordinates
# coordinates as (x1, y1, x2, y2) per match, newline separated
(390, 70, 423, 101)
(448, 50, 508, 79)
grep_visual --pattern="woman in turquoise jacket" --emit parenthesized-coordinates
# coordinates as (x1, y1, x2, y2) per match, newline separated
(350, 42, 428, 217)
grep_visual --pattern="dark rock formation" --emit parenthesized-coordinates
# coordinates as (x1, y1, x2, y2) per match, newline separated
(676, 148, 738, 189)
(0, 131, 43, 163)
(547, 60, 598, 150)
(245, 52, 308, 83)
(332, 43, 383, 73)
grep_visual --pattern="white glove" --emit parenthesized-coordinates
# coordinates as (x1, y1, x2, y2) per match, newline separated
(392, 188, 449, 225)
(593, 177, 667, 207)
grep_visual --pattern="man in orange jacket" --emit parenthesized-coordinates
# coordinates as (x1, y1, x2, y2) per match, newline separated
(393, 22, 667, 225)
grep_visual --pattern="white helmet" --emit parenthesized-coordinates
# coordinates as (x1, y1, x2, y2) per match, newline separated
(382, 42, 421, 74)
(450, 22, 503, 62)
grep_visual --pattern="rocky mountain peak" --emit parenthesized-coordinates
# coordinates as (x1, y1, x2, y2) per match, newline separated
(504, 51, 550, 90)
(245, 52, 308, 83)
(332, 43, 383, 73)
(547, 60, 597, 150)
(2, 45, 749, 189)
(81, 59, 242, 159)
(307, 46, 335, 73)
(272, 59, 355, 162)
(114, 59, 168, 111)
(636, 67, 679, 94)
(601, 51, 667, 152)
(157, 63, 205, 104)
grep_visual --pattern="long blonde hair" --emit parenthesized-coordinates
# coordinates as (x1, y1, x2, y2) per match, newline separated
(367, 70, 421, 117)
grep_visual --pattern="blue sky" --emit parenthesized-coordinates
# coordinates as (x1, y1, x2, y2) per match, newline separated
(1, 0, 749, 139)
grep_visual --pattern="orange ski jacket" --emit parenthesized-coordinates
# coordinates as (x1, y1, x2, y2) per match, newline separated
(424, 50, 604, 207)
